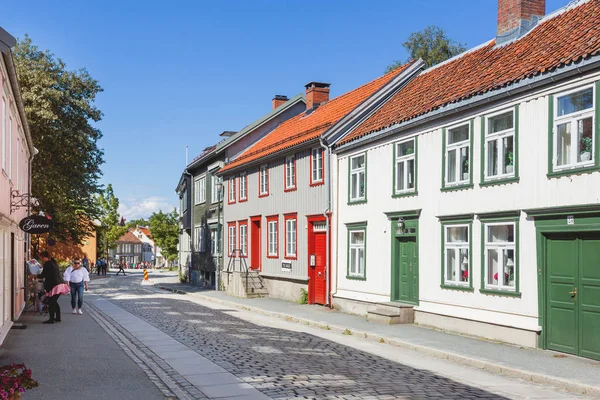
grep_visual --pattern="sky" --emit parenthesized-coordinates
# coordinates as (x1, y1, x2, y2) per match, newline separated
(3, 0, 568, 220)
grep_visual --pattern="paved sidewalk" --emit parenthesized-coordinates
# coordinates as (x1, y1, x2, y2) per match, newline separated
(0, 296, 165, 400)
(155, 281, 600, 397)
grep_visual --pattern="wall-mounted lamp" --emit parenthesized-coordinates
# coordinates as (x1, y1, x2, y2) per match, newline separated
(395, 217, 405, 235)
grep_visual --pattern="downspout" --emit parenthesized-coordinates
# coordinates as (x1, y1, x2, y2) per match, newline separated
(183, 170, 192, 282)
(319, 138, 331, 307)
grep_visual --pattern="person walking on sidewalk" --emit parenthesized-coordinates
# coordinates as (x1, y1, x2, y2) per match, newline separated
(64, 258, 90, 315)
(39, 251, 67, 324)
(116, 260, 126, 276)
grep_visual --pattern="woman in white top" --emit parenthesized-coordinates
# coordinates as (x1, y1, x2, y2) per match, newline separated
(63, 257, 90, 315)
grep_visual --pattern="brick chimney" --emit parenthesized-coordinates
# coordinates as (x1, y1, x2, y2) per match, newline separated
(305, 82, 330, 110)
(497, 0, 545, 45)
(272, 95, 288, 110)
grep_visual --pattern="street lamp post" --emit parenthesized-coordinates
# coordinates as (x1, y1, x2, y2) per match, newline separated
(215, 181, 224, 291)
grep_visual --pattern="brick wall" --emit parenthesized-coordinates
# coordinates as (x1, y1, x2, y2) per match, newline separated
(497, 0, 545, 35)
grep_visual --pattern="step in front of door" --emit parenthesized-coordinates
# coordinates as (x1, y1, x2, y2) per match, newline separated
(367, 307, 414, 325)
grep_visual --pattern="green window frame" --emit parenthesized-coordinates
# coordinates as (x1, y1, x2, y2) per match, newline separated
(392, 137, 418, 197)
(348, 153, 367, 204)
(441, 120, 474, 191)
(480, 106, 520, 186)
(346, 222, 367, 280)
(440, 216, 473, 291)
(479, 214, 521, 297)
(547, 81, 600, 178)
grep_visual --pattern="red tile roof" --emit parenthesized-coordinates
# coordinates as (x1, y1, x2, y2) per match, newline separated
(116, 230, 143, 244)
(220, 63, 413, 172)
(138, 227, 152, 238)
(339, 0, 600, 145)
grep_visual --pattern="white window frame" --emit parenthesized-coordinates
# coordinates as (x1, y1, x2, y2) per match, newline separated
(194, 176, 206, 205)
(194, 226, 205, 253)
(484, 109, 516, 181)
(552, 84, 595, 171)
(443, 223, 470, 287)
(445, 122, 471, 186)
(349, 153, 366, 202)
(228, 177, 235, 203)
(239, 223, 248, 256)
(211, 175, 221, 203)
(1, 98, 5, 173)
(210, 227, 220, 256)
(285, 217, 297, 258)
(311, 148, 323, 184)
(268, 219, 278, 256)
(259, 165, 268, 195)
(285, 155, 295, 190)
(239, 172, 247, 200)
(484, 222, 517, 292)
(348, 228, 366, 278)
(394, 138, 416, 194)
(228, 225, 236, 257)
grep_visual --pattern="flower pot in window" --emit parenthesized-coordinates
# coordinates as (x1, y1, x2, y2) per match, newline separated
(462, 172, 469, 181)
(506, 165, 513, 173)
(580, 151, 591, 162)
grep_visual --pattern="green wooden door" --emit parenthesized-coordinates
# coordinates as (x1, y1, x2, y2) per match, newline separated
(393, 237, 418, 304)
(547, 233, 600, 360)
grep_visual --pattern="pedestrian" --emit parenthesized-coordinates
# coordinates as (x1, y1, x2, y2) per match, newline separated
(82, 254, 89, 271)
(38, 251, 69, 324)
(102, 258, 107, 276)
(96, 259, 102, 276)
(116, 260, 126, 276)
(63, 257, 90, 315)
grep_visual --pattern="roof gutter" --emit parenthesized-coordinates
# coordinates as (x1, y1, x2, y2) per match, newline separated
(335, 55, 600, 153)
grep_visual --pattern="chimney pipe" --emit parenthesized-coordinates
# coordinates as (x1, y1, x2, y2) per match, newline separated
(305, 82, 330, 111)
(497, 0, 545, 45)
(272, 95, 288, 110)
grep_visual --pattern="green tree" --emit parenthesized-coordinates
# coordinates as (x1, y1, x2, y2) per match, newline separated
(13, 35, 104, 243)
(127, 218, 149, 228)
(96, 184, 128, 258)
(148, 209, 179, 262)
(385, 25, 467, 72)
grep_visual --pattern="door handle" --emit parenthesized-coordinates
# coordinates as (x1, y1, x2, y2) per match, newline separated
(569, 288, 577, 299)
(409, 263, 412, 272)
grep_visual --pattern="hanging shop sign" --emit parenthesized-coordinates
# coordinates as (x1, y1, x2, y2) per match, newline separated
(18, 215, 54, 234)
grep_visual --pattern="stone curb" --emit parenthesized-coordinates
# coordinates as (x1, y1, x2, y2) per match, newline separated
(155, 284, 600, 398)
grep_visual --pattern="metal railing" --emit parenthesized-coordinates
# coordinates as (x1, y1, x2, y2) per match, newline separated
(226, 249, 249, 292)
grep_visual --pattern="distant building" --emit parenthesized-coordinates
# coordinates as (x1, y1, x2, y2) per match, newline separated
(112, 230, 143, 265)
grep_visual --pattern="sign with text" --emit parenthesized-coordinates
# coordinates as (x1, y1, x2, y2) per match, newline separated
(18, 215, 53, 234)
(281, 261, 292, 273)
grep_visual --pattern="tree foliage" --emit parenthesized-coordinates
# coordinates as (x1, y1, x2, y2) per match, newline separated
(96, 184, 128, 257)
(127, 218, 149, 228)
(148, 209, 179, 262)
(13, 35, 104, 243)
(385, 25, 467, 72)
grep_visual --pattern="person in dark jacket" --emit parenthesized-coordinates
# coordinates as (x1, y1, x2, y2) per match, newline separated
(39, 251, 63, 324)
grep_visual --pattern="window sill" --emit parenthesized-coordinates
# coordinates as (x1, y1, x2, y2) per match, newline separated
(348, 199, 367, 205)
(346, 275, 366, 281)
(441, 183, 473, 192)
(266, 254, 278, 259)
(547, 165, 599, 178)
(258, 193, 269, 198)
(392, 190, 418, 198)
(310, 181, 325, 187)
(239, 198, 248, 203)
(227, 200, 236, 205)
(284, 255, 297, 260)
(440, 284, 474, 292)
(284, 187, 297, 193)
(480, 176, 519, 187)
(479, 288, 521, 298)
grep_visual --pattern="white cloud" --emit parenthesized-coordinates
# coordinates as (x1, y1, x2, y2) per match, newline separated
(118, 196, 177, 220)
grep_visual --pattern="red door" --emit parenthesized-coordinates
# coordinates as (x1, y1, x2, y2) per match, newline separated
(250, 217, 261, 270)
(312, 231, 327, 304)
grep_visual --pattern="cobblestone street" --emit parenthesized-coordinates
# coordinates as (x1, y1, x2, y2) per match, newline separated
(80, 273, 588, 400)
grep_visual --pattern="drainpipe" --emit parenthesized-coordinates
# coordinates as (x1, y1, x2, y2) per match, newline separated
(319, 138, 331, 308)
(183, 170, 192, 283)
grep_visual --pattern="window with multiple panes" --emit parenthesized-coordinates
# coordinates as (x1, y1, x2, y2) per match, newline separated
(349, 153, 366, 202)
(228, 223, 236, 256)
(194, 226, 205, 252)
(267, 216, 278, 257)
(311, 148, 323, 184)
(484, 110, 516, 180)
(284, 215, 297, 259)
(228, 177, 236, 203)
(348, 227, 366, 279)
(194, 176, 206, 205)
(210, 227, 220, 255)
(259, 165, 269, 196)
(443, 223, 471, 287)
(484, 222, 517, 291)
(239, 222, 248, 257)
(445, 123, 470, 186)
(2, 98, 5, 172)
(285, 155, 296, 190)
(239, 173, 247, 201)
(552, 86, 595, 171)
(394, 139, 416, 194)
(211, 175, 222, 203)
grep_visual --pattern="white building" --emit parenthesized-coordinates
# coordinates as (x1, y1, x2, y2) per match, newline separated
(329, 0, 600, 361)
